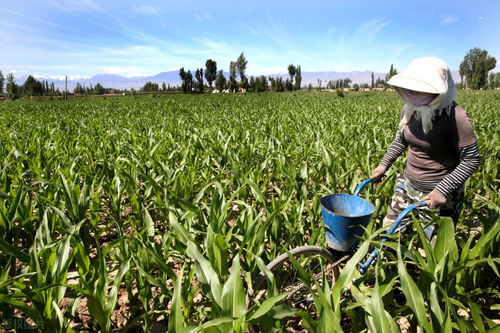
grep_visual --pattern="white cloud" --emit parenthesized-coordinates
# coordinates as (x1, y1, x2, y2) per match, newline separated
(4, 9, 81, 33)
(393, 43, 413, 57)
(197, 39, 233, 55)
(78, 0, 101, 11)
(49, 0, 101, 13)
(251, 65, 288, 75)
(355, 18, 392, 41)
(133, 5, 162, 16)
(9, 69, 29, 76)
(441, 15, 458, 24)
(195, 12, 214, 23)
(32, 74, 91, 80)
(102, 66, 149, 77)
(244, 15, 296, 51)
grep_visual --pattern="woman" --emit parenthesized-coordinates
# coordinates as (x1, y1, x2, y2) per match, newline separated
(371, 57, 480, 235)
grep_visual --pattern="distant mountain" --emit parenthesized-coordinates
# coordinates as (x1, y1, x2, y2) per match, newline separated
(20, 70, 461, 91)
(149, 71, 184, 82)
(297, 71, 386, 87)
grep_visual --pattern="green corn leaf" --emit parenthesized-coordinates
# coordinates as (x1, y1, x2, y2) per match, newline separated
(7, 184, 23, 221)
(105, 257, 131, 317)
(221, 255, 246, 319)
(72, 240, 90, 274)
(179, 326, 197, 333)
(206, 226, 229, 278)
(317, 306, 340, 333)
(0, 257, 12, 284)
(135, 264, 168, 291)
(50, 206, 74, 229)
(169, 211, 192, 245)
(286, 251, 343, 332)
(178, 198, 200, 214)
(458, 233, 475, 265)
(250, 251, 278, 297)
(370, 275, 397, 333)
(397, 242, 433, 332)
(169, 265, 186, 333)
(469, 222, 500, 259)
(469, 301, 486, 332)
(248, 293, 289, 320)
(0, 294, 41, 321)
(378, 273, 398, 298)
(143, 208, 155, 237)
(331, 236, 371, 316)
(52, 300, 64, 330)
(248, 181, 266, 204)
(0, 237, 30, 263)
(428, 282, 445, 324)
(77, 182, 89, 219)
(433, 217, 458, 262)
(200, 317, 233, 329)
(413, 219, 435, 270)
(59, 172, 77, 219)
(51, 234, 72, 281)
(64, 284, 108, 329)
(186, 241, 222, 307)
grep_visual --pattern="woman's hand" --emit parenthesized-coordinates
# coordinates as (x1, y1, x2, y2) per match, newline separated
(422, 190, 447, 208)
(370, 165, 387, 182)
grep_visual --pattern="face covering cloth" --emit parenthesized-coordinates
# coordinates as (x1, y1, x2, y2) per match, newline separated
(387, 57, 456, 135)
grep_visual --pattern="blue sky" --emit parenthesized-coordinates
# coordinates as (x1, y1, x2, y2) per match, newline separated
(1, 0, 498, 79)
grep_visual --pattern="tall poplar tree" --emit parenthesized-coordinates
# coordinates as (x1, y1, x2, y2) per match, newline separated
(288, 64, 296, 90)
(204, 59, 217, 89)
(459, 48, 497, 90)
(195, 68, 204, 92)
(295, 66, 302, 90)
(179, 67, 187, 93)
(215, 70, 226, 90)
(6, 73, 17, 100)
(236, 52, 247, 88)
(229, 61, 238, 92)
(0, 70, 6, 94)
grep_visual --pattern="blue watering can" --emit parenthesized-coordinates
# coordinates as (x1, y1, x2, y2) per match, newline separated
(320, 178, 375, 252)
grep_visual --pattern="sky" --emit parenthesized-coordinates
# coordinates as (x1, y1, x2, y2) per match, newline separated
(0, 0, 499, 79)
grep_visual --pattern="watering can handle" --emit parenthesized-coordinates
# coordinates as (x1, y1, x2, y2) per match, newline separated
(353, 178, 373, 197)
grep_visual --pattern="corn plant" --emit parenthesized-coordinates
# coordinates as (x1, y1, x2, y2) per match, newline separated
(0, 91, 498, 331)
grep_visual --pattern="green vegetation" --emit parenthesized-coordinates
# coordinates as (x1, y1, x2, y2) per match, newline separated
(459, 48, 497, 90)
(204, 59, 218, 89)
(0, 91, 498, 332)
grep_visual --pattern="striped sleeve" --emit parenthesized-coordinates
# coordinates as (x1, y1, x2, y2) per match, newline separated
(434, 142, 481, 198)
(380, 130, 408, 168)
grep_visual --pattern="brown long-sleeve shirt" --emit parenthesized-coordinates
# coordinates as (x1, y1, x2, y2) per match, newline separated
(380, 103, 480, 197)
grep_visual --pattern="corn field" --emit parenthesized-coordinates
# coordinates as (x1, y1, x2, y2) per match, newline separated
(0, 91, 498, 332)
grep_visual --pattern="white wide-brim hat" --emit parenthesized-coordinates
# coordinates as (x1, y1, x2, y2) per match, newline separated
(387, 57, 450, 94)
(388, 57, 455, 110)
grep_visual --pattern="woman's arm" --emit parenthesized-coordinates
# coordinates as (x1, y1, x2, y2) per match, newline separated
(371, 129, 408, 179)
(433, 142, 481, 198)
(380, 130, 408, 167)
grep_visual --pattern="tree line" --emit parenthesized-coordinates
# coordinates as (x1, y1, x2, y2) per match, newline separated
(177, 52, 303, 93)
(0, 73, 124, 100)
(459, 47, 497, 89)
(0, 73, 59, 100)
(76, 53, 500, 96)
(0, 47, 497, 100)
